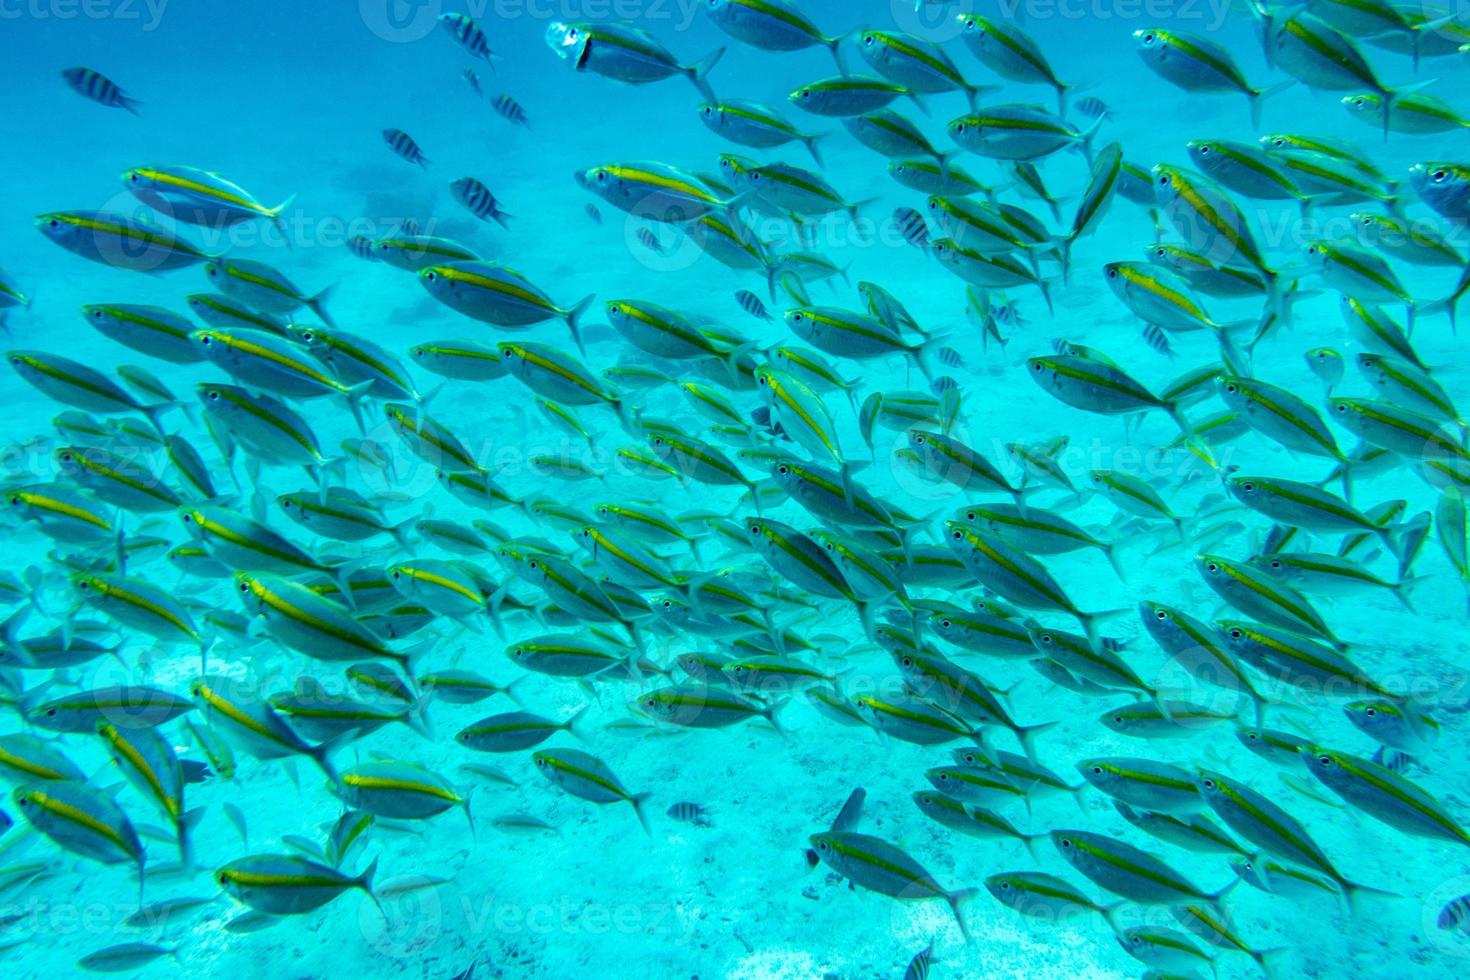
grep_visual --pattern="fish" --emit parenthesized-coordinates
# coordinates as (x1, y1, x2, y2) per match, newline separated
(420, 263, 591, 353)
(439, 12, 496, 63)
(491, 93, 529, 127)
(61, 66, 140, 113)
(382, 128, 429, 168)
(123, 165, 294, 236)
(532, 748, 650, 833)
(216, 854, 377, 915)
(1133, 29, 1290, 127)
(449, 177, 513, 228)
(703, 0, 843, 66)
(809, 831, 976, 939)
(547, 21, 723, 101)
(37, 211, 215, 272)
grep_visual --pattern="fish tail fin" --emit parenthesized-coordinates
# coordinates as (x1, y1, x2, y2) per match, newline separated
(803, 132, 828, 168)
(177, 805, 207, 872)
(1014, 720, 1058, 764)
(630, 792, 653, 836)
(1249, 80, 1293, 131)
(845, 197, 879, 225)
(305, 283, 335, 327)
(267, 192, 297, 242)
(491, 206, 514, 229)
(343, 379, 374, 436)
(139, 402, 175, 438)
(1255, 946, 1293, 980)
(389, 518, 415, 553)
(564, 703, 594, 742)
(357, 855, 383, 912)
(947, 887, 980, 943)
(686, 47, 725, 102)
(764, 697, 793, 739)
(824, 35, 848, 74)
(566, 293, 595, 356)
(1102, 539, 1128, 583)
(1343, 876, 1399, 914)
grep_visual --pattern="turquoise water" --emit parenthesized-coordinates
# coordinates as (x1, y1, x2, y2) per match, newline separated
(2, 1, 1470, 977)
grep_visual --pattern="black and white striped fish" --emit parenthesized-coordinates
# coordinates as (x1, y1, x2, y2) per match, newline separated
(61, 67, 140, 114)
(397, 218, 422, 236)
(585, 204, 602, 224)
(637, 228, 664, 254)
(991, 297, 1025, 328)
(492, 94, 531, 129)
(463, 67, 482, 97)
(666, 802, 713, 827)
(903, 943, 934, 980)
(1075, 96, 1114, 120)
(893, 207, 929, 249)
(450, 177, 512, 228)
(1142, 323, 1175, 358)
(383, 128, 430, 169)
(347, 236, 377, 261)
(930, 376, 959, 395)
(439, 12, 497, 64)
(1439, 895, 1470, 933)
(735, 289, 772, 321)
(938, 346, 966, 369)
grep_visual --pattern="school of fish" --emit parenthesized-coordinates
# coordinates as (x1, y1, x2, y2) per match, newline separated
(5, 2, 1470, 977)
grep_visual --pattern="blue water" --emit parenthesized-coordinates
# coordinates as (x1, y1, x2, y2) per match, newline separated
(2, 1, 1470, 977)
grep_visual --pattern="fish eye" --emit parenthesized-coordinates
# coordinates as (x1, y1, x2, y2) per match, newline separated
(208, 391, 219, 400)
(1335, 403, 1347, 413)
(862, 33, 875, 45)
(1365, 707, 1377, 717)
(200, 336, 212, 345)
(1154, 610, 1168, 621)
(1039, 633, 1053, 645)
(1207, 563, 1219, 572)
(49, 219, 61, 229)
(1058, 837, 1071, 848)
(1317, 754, 1332, 766)
(1142, 32, 1155, 43)
(901, 656, 913, 667)
(1091, 766, 1102, 775)
(424, 271, 437, 282)
(91, 309, 104, 320)
(1270, 560, 1281, 569)
(939, 619, 952, 629)
(77, 580, 89, 590)
(1241, 482, 1254, 492)
(1198, 145, 1211, 155)
(238, 582, 249, 592)
(1225, 383, 1236, 393)
(1106, 267, 1118, 279)
(950, 530, 962, 540)
(817, 840, 829, 851)
(1112, 715, 1124, 724)
(937, 772, 950, 782)
(1432, 169, 1447, 182)
(1203, 778, 1215, 789)
(1230, 628, 1243, 639)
